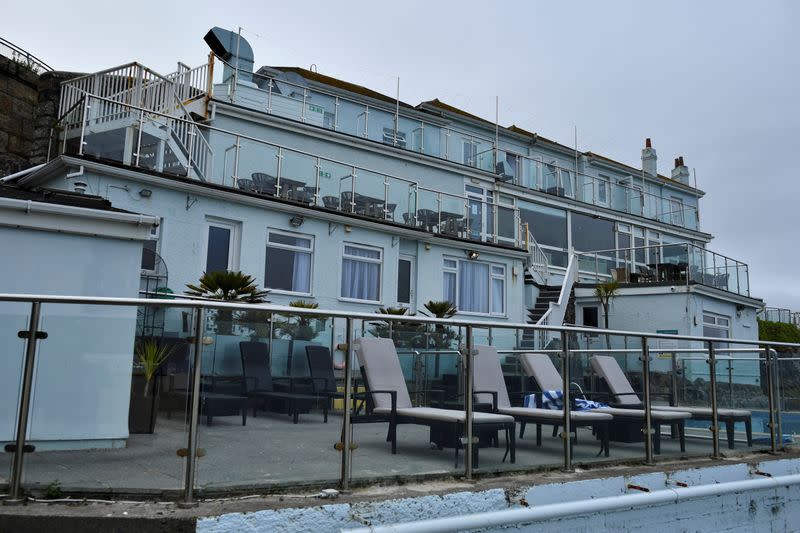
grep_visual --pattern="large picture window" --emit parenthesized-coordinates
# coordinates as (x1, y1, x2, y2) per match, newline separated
(442, 258, 505, 315)
(265, 230, 313, 294)
(341, 244, 382, 302)
(519, 201, 568, 267)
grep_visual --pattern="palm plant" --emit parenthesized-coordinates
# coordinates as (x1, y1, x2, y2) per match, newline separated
(185, 271, 269, 334)
(420, 300, 459, 350)
(275, 300, 326, 341)
(594, 280, 620, 349)
(370, 307, 424, 347)
(134, 340, 174, 396)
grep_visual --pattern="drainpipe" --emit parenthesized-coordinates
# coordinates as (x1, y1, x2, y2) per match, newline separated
(345, 474, 800, 533)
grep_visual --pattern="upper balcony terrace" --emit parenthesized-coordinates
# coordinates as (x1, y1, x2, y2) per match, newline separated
(54, 71, 524, 250)
(574, 242, 751, 298)
(208, 56, 701, 232)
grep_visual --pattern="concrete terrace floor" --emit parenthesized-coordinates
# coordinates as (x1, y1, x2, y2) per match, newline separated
(0, 407, 763, 496)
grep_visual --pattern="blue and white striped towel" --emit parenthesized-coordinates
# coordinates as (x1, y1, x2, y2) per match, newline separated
(524, 391, 608, 411)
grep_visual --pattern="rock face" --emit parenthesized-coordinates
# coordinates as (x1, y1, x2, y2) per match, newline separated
(0, 54, 82, 175)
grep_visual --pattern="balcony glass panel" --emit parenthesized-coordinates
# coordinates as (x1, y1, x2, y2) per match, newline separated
(439, 193, 468, 239)
(397, 116, 423, 153)
(336, 98, 367, 137)
(318, 160, 354, 212)
(422, 123, 444, 158)
(386, 178, 417, 226)
(304, 88, 337, 129)
(366, 107, 397, 146)
(0, 303, 28, 484)
(279, 150, 318, 205)
(352, 169, 388, 220)
(236, 139, 279, 195)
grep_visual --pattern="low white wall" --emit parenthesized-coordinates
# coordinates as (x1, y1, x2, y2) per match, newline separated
(197, 458, 800, 532)
(0, 227, 143, 446)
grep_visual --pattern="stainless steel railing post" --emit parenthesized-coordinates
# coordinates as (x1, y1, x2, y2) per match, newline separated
(561, 330, 572, 472)
(765, 346, 778, 453)
(641, 336, 654, 464)
(340, 317, 354, 490)
(464, 324, 474, 479)
(708, 341, 721, 459)
(4, 301, 44, 505)
(180, 306, 205, 508)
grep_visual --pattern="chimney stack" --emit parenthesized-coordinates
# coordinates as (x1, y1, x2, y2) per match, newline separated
(671, 156, 690, 185)
(641, 138, 657, 177)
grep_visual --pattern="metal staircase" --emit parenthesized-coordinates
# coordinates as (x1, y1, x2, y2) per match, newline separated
(520, 252, 578, 349)
(56, 61, 214, 180)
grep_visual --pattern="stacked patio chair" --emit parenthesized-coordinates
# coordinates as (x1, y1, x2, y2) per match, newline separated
(520, 353, 692, 454)
(590, 355, 752, 449)
(239, 341, 319, 424)
(354, 337, 516, 468)
(305, 345, 342, 423)
(474, 346, 612, 456)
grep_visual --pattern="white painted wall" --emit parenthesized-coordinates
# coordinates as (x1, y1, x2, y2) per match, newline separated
(0, 226, 144, 445)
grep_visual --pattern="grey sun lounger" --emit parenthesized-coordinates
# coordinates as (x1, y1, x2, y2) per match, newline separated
(520, 353, 691, 454)
(590, 355, 752, 449)
(474, 346, 612, 456)
(354, 337, 516, 467)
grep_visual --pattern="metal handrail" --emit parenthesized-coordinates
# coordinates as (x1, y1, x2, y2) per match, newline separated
(59, 93, 521, 245)
(1, 292, 793, 348)
(0, 36, 53, 72)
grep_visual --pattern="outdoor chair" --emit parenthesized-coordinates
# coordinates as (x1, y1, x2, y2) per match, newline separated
(474, 346, 612, 456)
(305, 345, 342, 423)
(520, 352, 691, 454)
(322, 195, 340, 209)
(239, 341, 319, 424)
(590, 355, 752, 449)
(251, 172, 277, 195)
(354, 337, 516, 468)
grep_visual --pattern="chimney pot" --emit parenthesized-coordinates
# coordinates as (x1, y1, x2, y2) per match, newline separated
(645, 138, 652, 148)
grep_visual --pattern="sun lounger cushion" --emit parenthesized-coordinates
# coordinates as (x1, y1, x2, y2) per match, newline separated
(372, 407, 513, 424)
(596, 407, 691, 421)
(498, 406, 612, 422)
(518, 353, 563, 391)
(652, 405, 751, 418)
(589, 355, 643, 406)
(355, 337, 413, 410)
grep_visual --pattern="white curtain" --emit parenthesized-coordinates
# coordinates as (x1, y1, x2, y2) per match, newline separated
(491, 277, 504, 314)
(292, 251, 311, 293)
(443, 271, 456, 304)
(342, 246, 380, 301)
(459, 262, 488, 313)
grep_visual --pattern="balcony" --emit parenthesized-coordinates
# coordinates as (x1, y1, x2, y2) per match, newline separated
(575, 243, 750, 297)
(54, 94, 522, 248)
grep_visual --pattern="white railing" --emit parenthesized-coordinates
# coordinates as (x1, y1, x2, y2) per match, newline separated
(521, 223, 549, 283)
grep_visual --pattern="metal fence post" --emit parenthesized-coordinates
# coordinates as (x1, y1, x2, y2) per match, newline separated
(773, 348, 784, 451)
(765, 346, 778, 453)
(561, 330, 572, 472)
(179, 306, 205, 508)
(340, 317, 354, 490)
(641, 336, 654, 464)
(707, 341, 721, 459)
(464, 324, 474, 479)
(4, 301, 45, 505)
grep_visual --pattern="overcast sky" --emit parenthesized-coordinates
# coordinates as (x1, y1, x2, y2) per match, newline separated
(5, 1, 798, 309)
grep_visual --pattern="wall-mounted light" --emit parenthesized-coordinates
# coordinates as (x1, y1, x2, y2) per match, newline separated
(344, 224, 352, 233)
(424, 242, 431, 251)
(466, 250, 479, 260)
(138, 188, 152, 198)
(289, 215, 304, 227)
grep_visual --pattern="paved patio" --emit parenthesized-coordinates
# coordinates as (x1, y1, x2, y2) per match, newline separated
(0, 404, 764, 496)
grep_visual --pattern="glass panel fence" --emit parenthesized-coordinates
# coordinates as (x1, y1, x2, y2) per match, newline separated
(235, 138, 280, 194)
(398, 116, 424, 154)
(366, 107, 398, 147)
(20, 303, 192, 495)
(386, 177, 416, 226)
(335, 98, 366, 138)
(348, 320, 464, 482)
(278, 149, 318, 205)
(715, 347, 765, 454)
(352, 169, 389, 220)
(195, 308, 342, 490)
(673, 343, 717, 457)
(318, 160, 354, 211)
(0, 303, 29, 486)
(440, 193, 468, 239)
(777, 349, 800, 448)
(422, 123, 444, 159)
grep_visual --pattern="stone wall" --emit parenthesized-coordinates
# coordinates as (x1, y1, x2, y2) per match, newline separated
(0, 54, 81, 175)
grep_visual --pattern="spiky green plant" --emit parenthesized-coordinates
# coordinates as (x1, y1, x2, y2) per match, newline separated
(275, 300, 326, 341)
(594, 280, 620, 348)
(134, 340, 174, 396)
(370, 307, 424, 347)
(420, 300, 459, 350)
(185, 271, 269, 334)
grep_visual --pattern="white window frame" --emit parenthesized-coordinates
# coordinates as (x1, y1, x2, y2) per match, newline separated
(339, 242, 383, 304)
(443, 256, 507, 317)
(265, 228, 314, 296)
(203, 217, 241, 273)
(596, 175, 610, 206)
(702, 312, 730, 348)
(141, 219, 161, 274)
(669, 196, 685, 227)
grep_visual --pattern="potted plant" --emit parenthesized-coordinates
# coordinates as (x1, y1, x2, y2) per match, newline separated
(129, 339, 174, 434)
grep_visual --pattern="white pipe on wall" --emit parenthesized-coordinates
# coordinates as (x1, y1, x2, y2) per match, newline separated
(345, 474, 800, 533)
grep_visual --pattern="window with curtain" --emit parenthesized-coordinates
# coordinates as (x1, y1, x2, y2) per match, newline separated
(443, 257, 505, 315)
(265, 230, 313, 294)
(341, 244, 382, 302)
